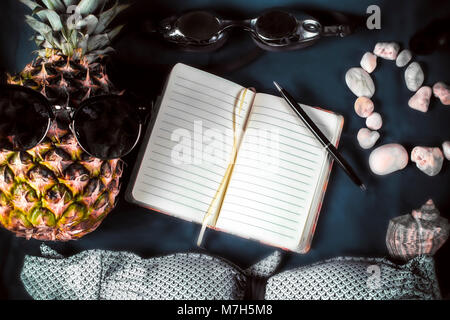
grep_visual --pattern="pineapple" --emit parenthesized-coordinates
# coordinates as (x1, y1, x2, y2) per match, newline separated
(0, 0, 129, 241)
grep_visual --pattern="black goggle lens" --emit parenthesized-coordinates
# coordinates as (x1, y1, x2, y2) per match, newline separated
(73, 96, 141, 159)
(255, 11, 298, 40)
(177, 11, 221, 41)
(0, 86, 51, 151)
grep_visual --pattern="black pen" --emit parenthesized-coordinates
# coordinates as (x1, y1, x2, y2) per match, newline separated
(273, 81, 366, 191)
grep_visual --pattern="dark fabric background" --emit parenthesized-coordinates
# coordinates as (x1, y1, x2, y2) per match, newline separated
(1, 0, 449, 299)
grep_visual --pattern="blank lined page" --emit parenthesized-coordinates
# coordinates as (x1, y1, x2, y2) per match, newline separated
(216, 93, 340, 250)
(131, 63, 254, 223)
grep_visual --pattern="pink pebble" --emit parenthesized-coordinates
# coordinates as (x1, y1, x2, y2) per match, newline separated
(357, 128, 380, 149)
(369, 143, 408, 175)
(443, 141, 450, 160)
(432, 82, 450, 105)
(366, 112, 382, 130)
(373, 42, 400, 60)
(411, 146, 444, 176)
(354, 97, 374, 118)
(360, 52, 377, 73)
(408, 86, 432, 112)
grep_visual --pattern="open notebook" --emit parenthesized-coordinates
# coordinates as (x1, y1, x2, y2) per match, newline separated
(126, 63, 344, 253)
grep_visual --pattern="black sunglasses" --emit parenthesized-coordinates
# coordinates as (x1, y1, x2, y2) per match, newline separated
(0, 84, 147, 160)
(153, 9, 352, 52)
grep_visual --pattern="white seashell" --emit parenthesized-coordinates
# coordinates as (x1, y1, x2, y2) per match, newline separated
(369, 144, 408, 175)
(366, 112, 382, 130)
(396, 49, 412, 67)
(345, 67, 375, 98)
(442, 141, 450, 160)
(411, 146, 444, 176)
(354, 96, 374, 118)
(404, 62, 424, 92)
(408, 86, 432, 112)
(373, 42, 400, 60)
(360, 52, 377, 73)
(357, 128, 380, 149)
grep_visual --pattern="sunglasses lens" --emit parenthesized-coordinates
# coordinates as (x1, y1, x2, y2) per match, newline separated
(255, 10, 297, 40)
(73, 97, 141, 159)
(0, 86, 51, 151)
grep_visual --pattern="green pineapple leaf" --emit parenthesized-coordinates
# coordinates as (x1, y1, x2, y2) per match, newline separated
(62, 0, 78, 7)
(39, 9, 64, 31)
(86, 33, 108, 51)
(85, 46, 114, 62)
(70, 28, 79, 47)
(18, 0, 42, 11)
(94, 2, 130, 34)
(42, 31, 62, 50)
(78, 32, 89, 54)
(36, 49, 47, 57)
(107, 24, 124, 41)
(32, 34, 45, 47)
(87, 24, 122, 51)
(75, 14, 98, 35)
(42, 39, 53, 48)
(61, 42, 74, 56)
(42, 0, 66, 12)
(30, 6, 49, 22)
(60, 25, 70, 42)
(25, 15, 53, 36)
(77, 0, 107, 16)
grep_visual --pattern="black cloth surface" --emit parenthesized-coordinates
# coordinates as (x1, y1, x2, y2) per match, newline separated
(1, 0, 450, 299)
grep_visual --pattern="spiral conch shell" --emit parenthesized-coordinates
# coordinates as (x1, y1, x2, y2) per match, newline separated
(386, 199, 449, 261)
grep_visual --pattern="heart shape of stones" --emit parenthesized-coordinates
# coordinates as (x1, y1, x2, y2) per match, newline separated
(345, 42, 450, 176)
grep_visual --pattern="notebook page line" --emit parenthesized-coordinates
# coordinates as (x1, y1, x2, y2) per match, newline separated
(243, 132, 321, 159)
(176, 75, 251, 102)
(234, 162, 312, 187)
(174, 82, 247, 108)
(153, 135, 232, 171)
(224, 192, 304, 215)
(252, 105, 328, 129)
(231, 177, 307, 200)
(235, 147, 316, 173)
(249, 119, 319, 143)
(219, 216, 296, 239)
(141, 181, 213, 207)
(157, 128, 234, 154)
(214, 93, 334, 249)
(239, 140, 319, 165)
(143, 167, 217, 192)
(229, 185, 306, 208)
(236, 154, 313, 177)
(222, 209, 298, 232)
(144, 173, 216, 194)
(163, 111, 233, 130)
(151, 148, 228, 173)
(138, 189, 205, 213)
(132, 63, 255, 224)
(171, 91, 245, 120)
(168, 100, 236, 123)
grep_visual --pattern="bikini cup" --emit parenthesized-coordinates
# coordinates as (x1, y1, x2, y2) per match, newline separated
(20, 244, 440, 300)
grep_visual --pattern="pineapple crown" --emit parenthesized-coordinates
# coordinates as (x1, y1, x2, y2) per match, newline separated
(19, 0, 129, 62)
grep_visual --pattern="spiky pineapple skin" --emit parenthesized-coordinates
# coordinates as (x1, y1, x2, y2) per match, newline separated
(0, 53, 123, 241)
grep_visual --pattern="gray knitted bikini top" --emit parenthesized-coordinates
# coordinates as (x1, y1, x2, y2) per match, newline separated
(20, 244, 441, 300)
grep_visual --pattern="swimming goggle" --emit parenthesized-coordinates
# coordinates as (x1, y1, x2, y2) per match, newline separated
(149, 9, 354, 52)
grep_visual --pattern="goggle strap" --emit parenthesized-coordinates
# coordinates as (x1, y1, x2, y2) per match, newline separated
(322, 24, 352, 37)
